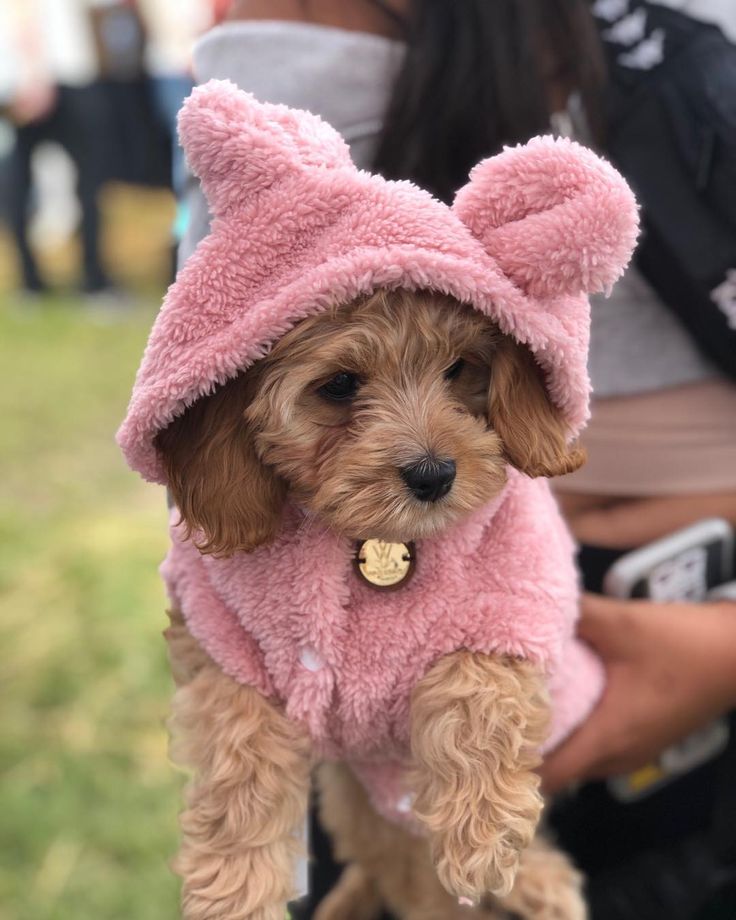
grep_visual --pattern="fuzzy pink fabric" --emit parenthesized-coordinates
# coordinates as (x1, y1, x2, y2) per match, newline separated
(117, 81, 639, 826)
(161, 471, 604, 826)
(117, 80, 638, 481)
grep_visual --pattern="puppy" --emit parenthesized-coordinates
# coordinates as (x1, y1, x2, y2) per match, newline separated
(117, 81, 637, 920)
(156, 288, 583, 920)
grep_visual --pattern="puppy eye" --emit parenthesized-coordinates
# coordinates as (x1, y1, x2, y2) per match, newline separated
(318, 371, 360, 402)
(445, 358, 464, 380)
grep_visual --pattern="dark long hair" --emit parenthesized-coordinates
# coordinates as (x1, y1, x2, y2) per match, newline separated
(370, 0, 606, 202)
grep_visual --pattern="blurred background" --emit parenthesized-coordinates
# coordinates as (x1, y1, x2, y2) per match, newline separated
(1, 2, 735, 920)
(0, 2, 229, 918)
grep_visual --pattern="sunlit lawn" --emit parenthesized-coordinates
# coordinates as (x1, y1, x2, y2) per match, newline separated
(0, 186, 184, 920)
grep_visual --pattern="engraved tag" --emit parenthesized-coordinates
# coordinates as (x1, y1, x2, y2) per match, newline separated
(355, 539, 415, 590)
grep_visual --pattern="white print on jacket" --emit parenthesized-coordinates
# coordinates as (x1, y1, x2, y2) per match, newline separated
(711, 269, 736, 330)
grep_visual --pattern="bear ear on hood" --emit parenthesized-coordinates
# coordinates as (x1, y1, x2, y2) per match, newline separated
(453, 136, 639, 299)
(177, 79, 354, 217)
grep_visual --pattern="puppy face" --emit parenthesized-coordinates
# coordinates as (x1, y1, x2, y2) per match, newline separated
(156, 290, 583, 554)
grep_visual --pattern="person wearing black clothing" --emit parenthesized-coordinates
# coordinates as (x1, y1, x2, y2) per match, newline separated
(7, 82, 111, 294)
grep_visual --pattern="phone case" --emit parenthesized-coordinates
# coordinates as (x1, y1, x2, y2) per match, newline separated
(603, 518, 734, 602)
(603, 518, 734, 801)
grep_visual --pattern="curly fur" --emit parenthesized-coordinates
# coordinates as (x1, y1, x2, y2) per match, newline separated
(167, 615, 312, 920)
(316, 760, 585, 920)
(484, 836, 586, 920)
(409, 652, 550, 900)
(153, 291, 592, 917)
(117, 85, 639, 485)
(164, 607, 211, 686)
(317, 761, 473, 920)
(117, 89, 638, 918)
(157, 290, 581, 555)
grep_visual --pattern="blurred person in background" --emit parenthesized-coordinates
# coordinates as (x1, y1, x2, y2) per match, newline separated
(0, 0, 197, 301)
(177, 1, 736, 917)
(138, 0, 209, 191)
(543, 3, 736, 917)
(136, 0, 226, 253)
(0, 0, 114, 297)
(654, 0, 736, 39)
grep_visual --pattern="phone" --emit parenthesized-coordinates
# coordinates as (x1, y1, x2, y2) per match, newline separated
(603, 517, 734, 602)
(602, 518, 734, 802)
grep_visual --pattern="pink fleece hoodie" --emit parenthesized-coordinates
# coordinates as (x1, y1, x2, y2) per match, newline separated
(117, 81, 638, 826)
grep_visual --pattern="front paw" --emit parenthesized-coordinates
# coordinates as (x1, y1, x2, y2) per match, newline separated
(183, 890, 286, 920)
(409, 653, 550, 902)
(429, 779, 544, 900)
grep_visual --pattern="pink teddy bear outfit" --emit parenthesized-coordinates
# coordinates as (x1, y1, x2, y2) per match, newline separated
(118, 80, 638, 825)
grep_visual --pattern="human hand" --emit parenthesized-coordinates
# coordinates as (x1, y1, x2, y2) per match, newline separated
(10, 82, 56, 125)
(541, 593, 736, 794)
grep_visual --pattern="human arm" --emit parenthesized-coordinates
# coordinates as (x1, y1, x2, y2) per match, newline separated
(540, 592, 736, 793)
(0, 0, 56, 123)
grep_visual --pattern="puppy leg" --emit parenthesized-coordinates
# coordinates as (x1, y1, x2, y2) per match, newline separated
(168, 648, 311, 920)
(164, 607, 210, 686)
(488, 835, 586, 920)
(410, 652, 549, 901)
(313, 863, 384, 920)
(316, 763, 485, 920)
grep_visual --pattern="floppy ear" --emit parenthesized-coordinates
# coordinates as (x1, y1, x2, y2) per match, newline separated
(155, 373, 286, 556)
(454, 136, 639, 298)
(177, 79, 353, 217)
(489, 337, 586, 479)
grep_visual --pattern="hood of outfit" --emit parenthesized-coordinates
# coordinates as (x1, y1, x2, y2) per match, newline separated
(117, 80, 638, 826)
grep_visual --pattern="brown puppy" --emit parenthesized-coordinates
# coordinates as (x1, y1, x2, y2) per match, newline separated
(157, 288, 585, 920)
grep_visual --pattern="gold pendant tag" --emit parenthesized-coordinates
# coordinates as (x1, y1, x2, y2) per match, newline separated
(355, 539, 415, 590)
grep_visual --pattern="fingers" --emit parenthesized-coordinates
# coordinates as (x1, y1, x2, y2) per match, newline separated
(539, 717, 602, 795)
(577, 592, 616, 637)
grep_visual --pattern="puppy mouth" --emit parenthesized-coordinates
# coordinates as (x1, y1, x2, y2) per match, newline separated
(305, 451, 507, 543)
(327, 492, 469, 544)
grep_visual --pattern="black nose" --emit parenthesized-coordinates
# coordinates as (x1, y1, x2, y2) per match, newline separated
(400, 458, 456, 502)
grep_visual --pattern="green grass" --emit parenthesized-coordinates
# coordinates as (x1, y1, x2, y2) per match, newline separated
(0, 294, 183, 920)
